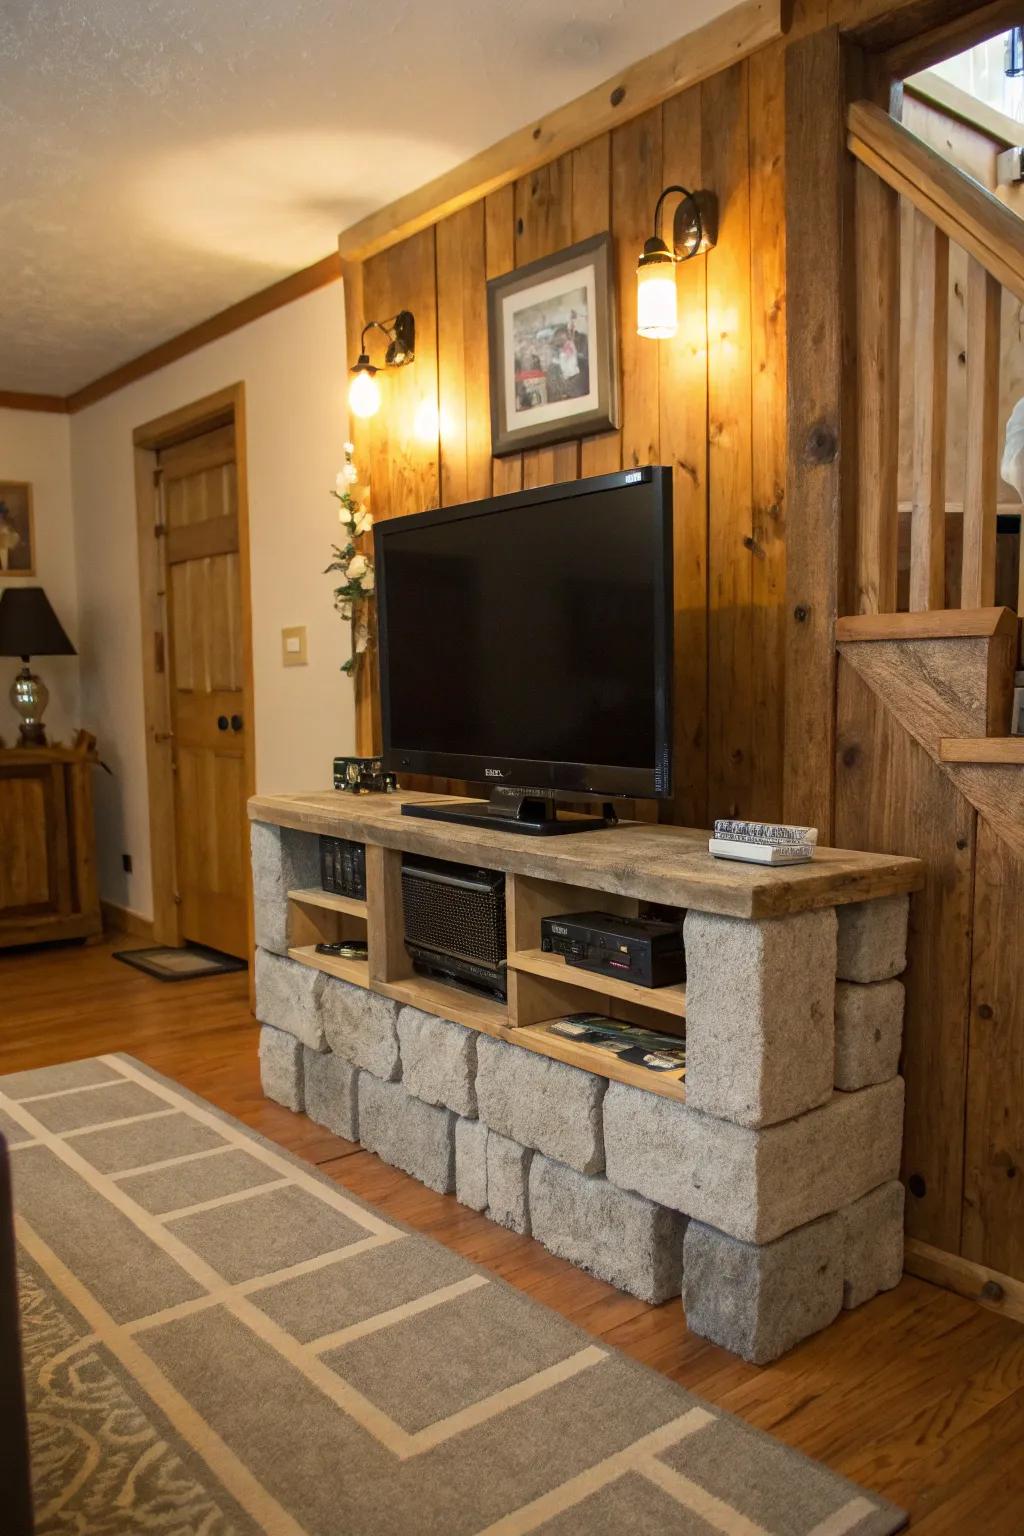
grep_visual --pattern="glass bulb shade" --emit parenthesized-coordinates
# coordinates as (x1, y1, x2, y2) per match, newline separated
(636, 263, 678, 339)
(348, 367, 381, 419)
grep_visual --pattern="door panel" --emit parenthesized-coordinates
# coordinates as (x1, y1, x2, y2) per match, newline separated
(160, 422, 248, 959)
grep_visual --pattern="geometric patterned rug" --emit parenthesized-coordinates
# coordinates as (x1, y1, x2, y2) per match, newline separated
(2, 1055, 907, 1535)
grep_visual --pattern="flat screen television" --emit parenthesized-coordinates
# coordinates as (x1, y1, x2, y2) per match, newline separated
(374, 466, 672, 835)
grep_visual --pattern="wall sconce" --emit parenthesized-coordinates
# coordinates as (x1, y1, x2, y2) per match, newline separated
(348, 310, 416, 419)
(636, 187, 717, 340)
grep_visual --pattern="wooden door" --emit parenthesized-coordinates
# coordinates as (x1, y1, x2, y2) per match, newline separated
(159, 424, 248, 958)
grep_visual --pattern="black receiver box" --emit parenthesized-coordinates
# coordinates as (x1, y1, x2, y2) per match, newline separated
(540, 910, 685, 989)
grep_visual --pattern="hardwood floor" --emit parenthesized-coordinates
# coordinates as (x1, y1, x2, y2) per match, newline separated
(4, 932, 1024, 1532)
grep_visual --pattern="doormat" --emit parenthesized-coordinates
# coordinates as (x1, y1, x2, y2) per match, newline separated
(4, 1053, 908, 1536)
(112, 945, 247, 981)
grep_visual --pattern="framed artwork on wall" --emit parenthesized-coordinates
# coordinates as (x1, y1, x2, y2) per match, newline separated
(487, 232, 620, 457)
(0, 482, 35, 576)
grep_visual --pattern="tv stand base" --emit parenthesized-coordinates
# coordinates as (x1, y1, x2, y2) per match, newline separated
(402, 787, 618, 837)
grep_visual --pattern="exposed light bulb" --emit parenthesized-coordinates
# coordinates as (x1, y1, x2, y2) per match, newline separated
(637, 264, 678, 340)
(348, 367, 381, 419)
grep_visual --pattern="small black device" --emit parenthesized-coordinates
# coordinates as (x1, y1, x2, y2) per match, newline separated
(402, 855, 507, 999)
(315, 939, 369, 960)
(540, 910, 685, 989)
(319, 835, 367, 900)
(333, 756, 398, 794)
(374, 466, 673, 835)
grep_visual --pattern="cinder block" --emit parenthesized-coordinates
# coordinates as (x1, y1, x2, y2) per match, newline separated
(486, 1132, 533, 1235)
(834, 980, 904, 1090)
(357, 1074, 456, 1194)
(254, 948, 326, 1051)
(529, 1155, 686, 1304)
(259, 1024, 304, 1111)
(682, 1214, 844, 1364)
(475, 1034, 605, 1175)
(683, 908, 837, 1127)
(836, 895, 909, 983)
(840, 1179, 905, 1309)
(251, 821, 320, 955)
(320, 976, 400, 1081)
(397, 1006, 477, 1117)
(455, 1117, 488, 1212)
(603, 1077, 905, 1244)
(304, 1048, 359, 1141)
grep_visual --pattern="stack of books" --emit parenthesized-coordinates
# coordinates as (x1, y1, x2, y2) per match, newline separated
(709, 819, 818, 866)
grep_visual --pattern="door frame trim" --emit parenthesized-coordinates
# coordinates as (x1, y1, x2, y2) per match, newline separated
(132, 383, 256, 959)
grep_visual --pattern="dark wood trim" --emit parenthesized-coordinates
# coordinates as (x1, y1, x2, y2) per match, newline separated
(847, 0, 1022, 77)
(0, 391, 68, 414)
(782, 26, 859, 833)
(67, 253, 341, 415)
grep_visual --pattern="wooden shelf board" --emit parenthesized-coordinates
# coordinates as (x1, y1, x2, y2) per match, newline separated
(938, 737, 1024, 765)
(372, 972, 510, 1037)
(288, 887, 368, 919)
(509, 947, 686, 1017)
(515, 1020, 687, 1103)
(288, 945, 371, 989)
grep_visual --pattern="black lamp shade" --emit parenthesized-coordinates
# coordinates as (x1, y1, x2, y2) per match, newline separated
(0, 587, 76, 659)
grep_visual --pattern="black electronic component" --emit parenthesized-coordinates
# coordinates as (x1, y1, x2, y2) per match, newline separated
(540, 910, 685, 989)
(319, 835, 367, 900)
(401, 856, 507, 998)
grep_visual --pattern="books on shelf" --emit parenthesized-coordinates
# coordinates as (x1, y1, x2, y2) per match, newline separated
(709, 837, 815, 866)
(547, 1014, 686, 1079)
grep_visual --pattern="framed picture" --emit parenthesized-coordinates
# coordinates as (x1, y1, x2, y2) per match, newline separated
(487, 232, 619, 457)
(0, 481, 35, 576)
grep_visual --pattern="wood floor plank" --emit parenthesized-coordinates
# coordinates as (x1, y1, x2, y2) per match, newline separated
(3, 933, 1024, 1532)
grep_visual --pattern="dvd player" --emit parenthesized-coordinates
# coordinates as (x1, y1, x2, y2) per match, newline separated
(540, 910, 685, 989)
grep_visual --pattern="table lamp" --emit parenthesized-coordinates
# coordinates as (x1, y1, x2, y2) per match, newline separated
(0, 587, 77, 746)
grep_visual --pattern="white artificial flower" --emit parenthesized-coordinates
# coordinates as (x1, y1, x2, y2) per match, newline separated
(338, 505, 353, 525)
(343, 462, 359, 485)
(343, 440, 355, 455)
(335, 470, 348, 493)
(360, 567, 376, 592)
(354, 510, 374, 535)
(346, 553, 368, 580)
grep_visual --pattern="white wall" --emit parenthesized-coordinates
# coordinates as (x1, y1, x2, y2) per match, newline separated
(70, 281, 356, 919)
(0, 409, 79, 744)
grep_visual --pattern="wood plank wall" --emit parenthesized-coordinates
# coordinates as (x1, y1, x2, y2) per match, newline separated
(348, 44, 787, 831)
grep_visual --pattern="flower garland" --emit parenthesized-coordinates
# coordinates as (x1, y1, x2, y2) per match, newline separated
(325, 442, 375, 677)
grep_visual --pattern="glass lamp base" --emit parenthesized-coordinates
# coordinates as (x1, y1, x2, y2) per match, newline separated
(11, 662, 49, 747)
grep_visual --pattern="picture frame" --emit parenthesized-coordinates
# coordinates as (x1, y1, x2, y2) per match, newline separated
(0, 481, 35, 577)
(487, 232, 620, 458)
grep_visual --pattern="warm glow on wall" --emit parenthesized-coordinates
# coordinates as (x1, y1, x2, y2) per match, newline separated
(636, 187, 717, 341)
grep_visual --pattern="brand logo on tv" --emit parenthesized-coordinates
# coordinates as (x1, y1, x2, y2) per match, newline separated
(484, 767, 504, 778)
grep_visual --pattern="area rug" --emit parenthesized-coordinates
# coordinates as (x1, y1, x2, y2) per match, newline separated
(112, 945, 248, 981)
(2, 1055, 907, 1536)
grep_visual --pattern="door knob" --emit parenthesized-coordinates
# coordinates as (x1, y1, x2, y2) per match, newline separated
(230, 714, 243, 732)
(217, 715, 229, 731)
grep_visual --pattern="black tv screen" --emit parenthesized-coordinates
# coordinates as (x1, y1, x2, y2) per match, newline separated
(374, 467, 672, 798)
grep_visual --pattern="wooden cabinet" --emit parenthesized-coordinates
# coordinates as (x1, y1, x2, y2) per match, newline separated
(0, 738, 101, 948)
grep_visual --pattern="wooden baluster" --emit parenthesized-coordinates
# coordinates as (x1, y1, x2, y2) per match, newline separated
(854, 162, 900, 614)
(909, 216, 949, 611)
(961, 257, 1001, 608)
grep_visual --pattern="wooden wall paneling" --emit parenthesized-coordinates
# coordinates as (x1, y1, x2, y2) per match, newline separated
(611, 110, 662, 478)
(436, 201, 491, 508)
(835, 657, 974, 1253)
(908, 214, 949, 611)
(854, 160, 901, 616)
(659, 85, 709, 829)
(961, 258, 1002, 608)
(962, 818, 1024, 1277)
(703, 63, 754, 822)
(484, 185, 523, 498)
(783, 27, 853, 834)
(747, 42, 787, 823)
(514, 156, 579, 489)
(572, 134, 622, 480)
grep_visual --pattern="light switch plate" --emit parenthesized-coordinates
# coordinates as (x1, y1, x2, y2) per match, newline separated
(281, 626, 308, 667)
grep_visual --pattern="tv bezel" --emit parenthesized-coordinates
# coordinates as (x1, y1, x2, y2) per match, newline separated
(373, 466, 673, 801)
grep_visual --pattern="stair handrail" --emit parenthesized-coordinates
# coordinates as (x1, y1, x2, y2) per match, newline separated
(847, 100, 1024, 305)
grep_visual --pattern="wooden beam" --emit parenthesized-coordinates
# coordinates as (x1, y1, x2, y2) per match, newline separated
(837, 606, 1017, 641)
(939, 737, 1024, 764)
(0, 390, 68, 414)
(908, 215, 949, 612)
(336, 0, 781, 263)
(867, 0, 1024, 80)
(961, 258, 1002, 608)
(907, 70, 1024, 150)
(904, 1237, 1024, 1329)
(66, 253, 341, 415)
(848, 100, 1024, 303)
(783, 27, 855, 833)
(854, 159, 901, 615)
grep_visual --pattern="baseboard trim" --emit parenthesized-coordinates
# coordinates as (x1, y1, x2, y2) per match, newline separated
(905, 1238, 1024, 1326)
(100, 900, 155, 942)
